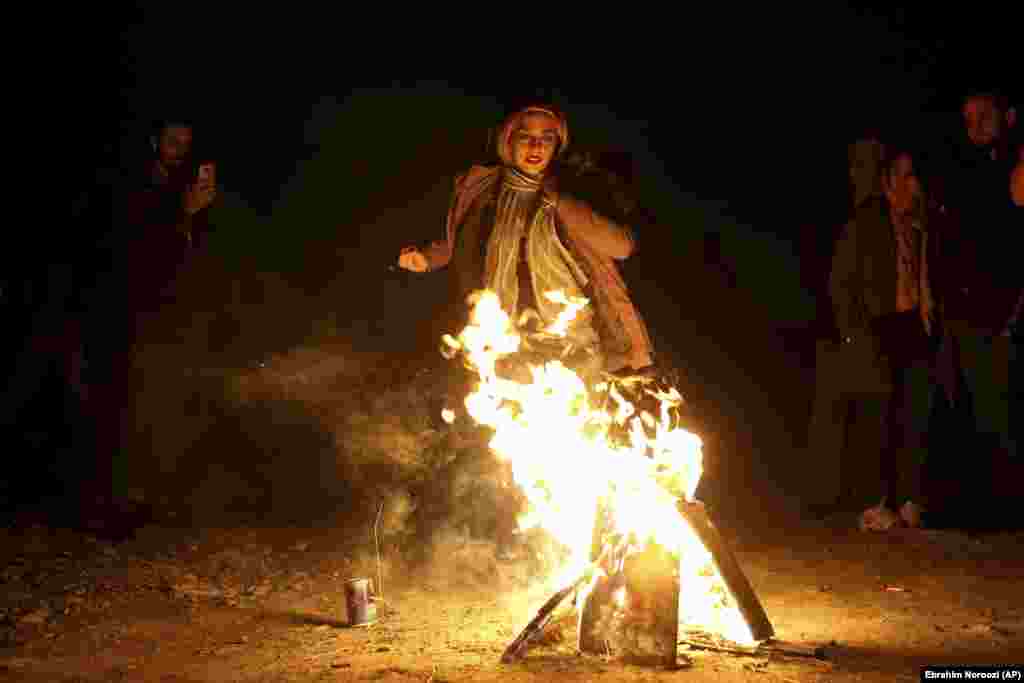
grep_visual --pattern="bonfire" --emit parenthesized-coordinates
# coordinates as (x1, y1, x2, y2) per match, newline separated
(439, 289, 774, 666)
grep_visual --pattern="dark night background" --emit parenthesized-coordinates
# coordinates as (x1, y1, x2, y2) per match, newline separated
(4, 5, 1019, 521)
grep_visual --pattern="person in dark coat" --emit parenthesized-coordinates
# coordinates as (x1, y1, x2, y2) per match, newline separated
(931, 91, 1022, 491)
(79, 117, 216, 532)
(806, 141, 939, 529)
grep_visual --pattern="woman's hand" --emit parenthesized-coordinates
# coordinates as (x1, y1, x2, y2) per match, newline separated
(542, 184, 559, 209)
(398, 247, 429, 273)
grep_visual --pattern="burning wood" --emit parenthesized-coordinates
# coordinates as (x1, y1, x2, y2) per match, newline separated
(501, 539, 624, 663)
(681, 632, 834, 660)
(573, 501, 773, 666)
(439, 289, 775, 667)
(583, 538, 681, 666)
(677, 501, 774, 643)
(508, 501, 776, 666)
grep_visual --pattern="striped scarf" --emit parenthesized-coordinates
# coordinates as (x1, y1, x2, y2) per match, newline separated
(484, 167, 598, 349)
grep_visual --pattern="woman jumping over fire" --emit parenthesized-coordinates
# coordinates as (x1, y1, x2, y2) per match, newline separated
(397, 103, 654, 378)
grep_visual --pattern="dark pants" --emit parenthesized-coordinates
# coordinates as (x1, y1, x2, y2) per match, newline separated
(1013, 333, 1023, 456)
(925, 331, 1023, 525)
(83, 351, 134, 504)
(954, 332, 1017, 459)
(79, 295, 141, 505)
(806, 346, 932, 510)
(881, 360, 932, 506)
(0, 337, 91, 510)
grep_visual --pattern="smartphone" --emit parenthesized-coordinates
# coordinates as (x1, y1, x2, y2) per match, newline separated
(196, 162, 216, 188)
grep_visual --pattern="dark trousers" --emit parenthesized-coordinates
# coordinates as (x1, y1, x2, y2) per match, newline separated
(83, 352, 135, 503)
(806, 349, 932, 509)
(953, 332, 1017, 459)
(881, 361, 932, 506)
(925, 331, 1023, 524)
(1013, 334, 1023, 456)
(79, 299, 142, 505)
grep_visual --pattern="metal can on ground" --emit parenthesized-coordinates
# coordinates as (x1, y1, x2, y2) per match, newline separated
(344, 578, 376, 626)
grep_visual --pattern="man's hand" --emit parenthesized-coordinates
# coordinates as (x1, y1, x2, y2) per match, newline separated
(183, 182, 217, 215)
(398, 247, 429, 273)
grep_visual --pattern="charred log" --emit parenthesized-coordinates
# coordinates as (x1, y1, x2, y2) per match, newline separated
(677, 501, 774, 642)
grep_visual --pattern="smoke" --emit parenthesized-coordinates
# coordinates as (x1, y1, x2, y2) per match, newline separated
(174, 338, 566, 592)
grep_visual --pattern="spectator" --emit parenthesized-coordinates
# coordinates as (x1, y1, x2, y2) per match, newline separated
(0, 158, 113, 514)
(807, 141, 938, 529)
(803, 138, 887, 518)
(1012, 144, 1024, 207)
(1010, 146, 1024, 451)
(79, 117, 217, 533)
(931, 90, 1022, 484)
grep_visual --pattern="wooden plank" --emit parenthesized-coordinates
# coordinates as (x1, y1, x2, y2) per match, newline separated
(579, 496, 617, 656)
(504, 542, 619, 662)
(618, 541, 680, 667)
(681, 631, 833, 660)
(765, 639, 829, 659)
(577, 541, 681, 667)
(677, 501, 775, 642)
(501, 580, 582, 663)
(577, 570, 616, 655)
(680, 630, 759, 656)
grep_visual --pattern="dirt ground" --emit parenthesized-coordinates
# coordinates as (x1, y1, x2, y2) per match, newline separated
(3, 498, 1023, 683)
(3, 308, 1021, 682)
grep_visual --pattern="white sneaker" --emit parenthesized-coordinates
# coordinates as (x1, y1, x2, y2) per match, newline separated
(899, 501, 925, 529)
(858, 499, 902, 532)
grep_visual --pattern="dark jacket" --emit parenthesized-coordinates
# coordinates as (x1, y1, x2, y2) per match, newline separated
(78, 160, 212, 359)
(827, 196, 937, 390)
(931, 146, 1023, 337)
(120, 162, 211, 318)
(830, 197, 903, 340)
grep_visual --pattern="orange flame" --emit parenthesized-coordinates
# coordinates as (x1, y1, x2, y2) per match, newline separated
(442, 289, 757, 645)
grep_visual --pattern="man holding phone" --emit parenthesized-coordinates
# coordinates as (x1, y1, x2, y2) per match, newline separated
(80, 117, 218, 534)
(187, 160, 217, 240)
(140, 119, 217, 244)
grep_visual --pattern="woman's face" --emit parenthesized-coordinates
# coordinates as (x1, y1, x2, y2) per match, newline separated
(883, 154, 921, 214)
(511, 112, 560, 176)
